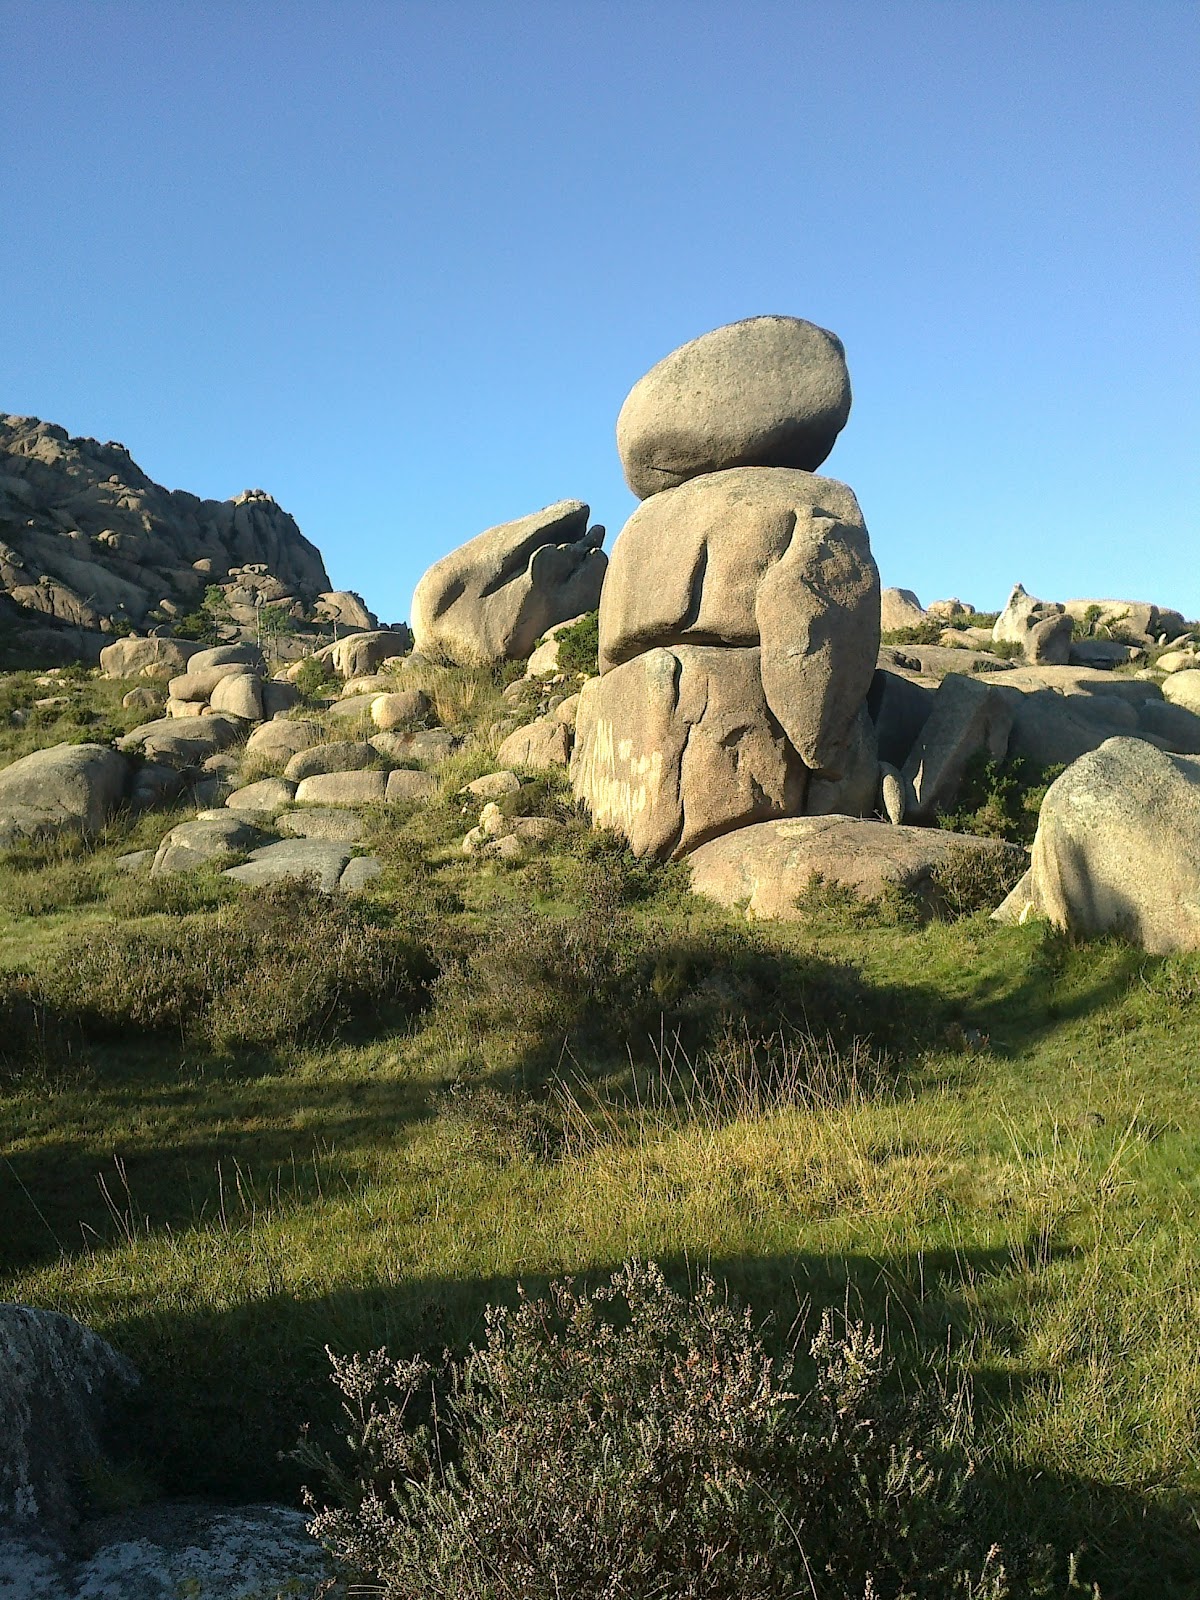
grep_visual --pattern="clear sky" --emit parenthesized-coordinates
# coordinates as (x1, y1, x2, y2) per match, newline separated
(3, 0, 1197, 625)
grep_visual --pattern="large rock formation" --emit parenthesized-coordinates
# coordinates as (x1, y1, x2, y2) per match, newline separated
(616, 316, 851, 498)
(0, 413, 333, 657)
(995, 738, 1200, 952)
(411, 500, 606, 666)
(0, 743, 129, 847)
(573, 317, 879, 859)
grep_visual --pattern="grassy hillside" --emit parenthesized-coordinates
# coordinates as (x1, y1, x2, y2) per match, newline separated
(1, 669, 1198, 1596)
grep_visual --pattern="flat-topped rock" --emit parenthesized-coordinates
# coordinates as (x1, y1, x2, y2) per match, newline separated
(99, 636, 198, 679)
(151, 813, 262, 875)
(689, 816, 1021, 921)
(223, 838, 353, 893)
(119, 713, 244, 767)
(294, 769, 387, 805)
(277, 807, 365, 843)
(244, 717, 324, 764)
(616, 316, 852, 499)
(283, 741, 375, 782)
(370, 728, 457, 764)
(225, 778, 296, 812)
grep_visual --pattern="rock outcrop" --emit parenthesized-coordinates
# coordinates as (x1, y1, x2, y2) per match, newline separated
(992, 583, 1073, 666)
(0, 416, 331, 652)
(0, 742, 129, 847)
(411, 500, 606, 666)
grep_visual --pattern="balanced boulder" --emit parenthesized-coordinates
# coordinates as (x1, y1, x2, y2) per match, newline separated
(411, 500, 606, 666)
(992, 583, 1072, 666)
(616, 316, 851, 498)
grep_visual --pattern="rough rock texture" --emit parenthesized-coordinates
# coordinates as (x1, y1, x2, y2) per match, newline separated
(689, 816, 1020, 921)
(151, 814, 262, 874)
(0, 1503, 335, 1600)
(879, 588, 926, 632)
(224, 838, 354, 893)
(598, 467, 879, 774)
(866, 669, 936, 769)
(385, 768, 440, 802)
(992, 583, 1073, 665)
(283, 741, 375, 782)
(224, 778, 296, 812)
(498, 717, 572, 771)
(0, 415, 330, 643)
(411, 500, 607, 666)
(0, 1304, 139, 1529)
(243, 717, 324, 764)
(1062, 598, 1189, 646)
(208, 672, 264, 721)
(804, 704, 880, 817)
(1163, 670, 1200, 716)
(570, 645, 807, 859)
(293, 769, 387, 805)
(0, 743, 128, 846)
(371, 728, 456, 764)
(277, 806, 365, 842)
(901, 674, 1014, 822)
(99, 636, 198, 679)
(119, 714, 244, 768)
(314, 588, 376, 629)
(526, 614, 589, 677)
(996, 738, 1200, 952)
(616, 316, 851, 499)
(371, 689, 430, 731)
(314, 628, 412, 680)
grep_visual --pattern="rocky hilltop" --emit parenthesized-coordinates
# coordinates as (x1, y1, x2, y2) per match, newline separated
(0, 414, 366, 662)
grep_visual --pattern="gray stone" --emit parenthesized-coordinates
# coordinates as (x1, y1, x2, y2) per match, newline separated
(411, 500, 606, 666)
(866, 668, 936, 768)
(244, 717, 324, 765)
(1062, 598, 1189, 647)
(120, 686, 163, 712)
(688, 816, 1020, 921)
(804, 704, 879, 817)
(0, 1304, 139, 1529)
(208, 671, 264, 721)
(314, 588, 375, 629)
(99, 636, 197, 679)
(283, 741, 375, 782)
(370, 728, 457, 764)
(497, 717, 572, 771)
(1138, 698, 1200, 754)
(129, 761, 185, 810)
(225, 778, 296, 811)
(992, 584, 1072, 665)
(1069, 639, 1143, 668)
(115, 848, 153, 873)
(326, 692, 380, 722)
(260, 678, 300, 717)
(224, 838, 353, 893)
(151, 814, 262, 874)
(294, 769, 387, 805)
(877, 644, 1015, 680)
(186, 642, 265, 674)
(1162, 670, 1200, 717)
(0, 743, 128, 846)
(616, 316, 851, 498)
(339, 855, 383, 893)
(277, 807, 365, 843)
(598, 467, 879, 776)
(901, 674, 1013, 823)
(313, 628, 411, 680)
(385, 768, 440, 802)
(1001, 737, 1200, 952)
(570, 645, 806, 859)
(119, 714, 244, 768)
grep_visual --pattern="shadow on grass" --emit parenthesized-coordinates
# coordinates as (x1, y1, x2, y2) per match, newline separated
(95, 1245, 1200, 1600)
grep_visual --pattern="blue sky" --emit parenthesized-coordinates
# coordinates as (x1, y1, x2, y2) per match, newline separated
(3, 1, 1197, 624)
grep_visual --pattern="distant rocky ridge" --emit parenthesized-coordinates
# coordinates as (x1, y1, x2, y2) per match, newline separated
(0, 414, 379, 664)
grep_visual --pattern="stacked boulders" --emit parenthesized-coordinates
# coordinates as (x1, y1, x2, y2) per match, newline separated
(571, 316, 881, 859)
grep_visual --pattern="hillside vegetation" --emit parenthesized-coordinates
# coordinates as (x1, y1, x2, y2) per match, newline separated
(1, 669, 1198, 1597)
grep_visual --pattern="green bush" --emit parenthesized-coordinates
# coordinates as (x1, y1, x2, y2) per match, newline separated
(292, 655, 337, 701)
(306, 1261, 1028, 1600)
(938, 755, 1063, 845)
(929, 841, 1028, 918)
(551, 610, 600, 676)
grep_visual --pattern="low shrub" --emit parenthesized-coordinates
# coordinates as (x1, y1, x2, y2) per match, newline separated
(551, 609, 599, 677)
(292, 655, 337, 702)
(306, 1261, 1031, 1600)
(938, 754, 1063, 845)
(929, 841, 1028, 919)
(14, 881, 434, 1053)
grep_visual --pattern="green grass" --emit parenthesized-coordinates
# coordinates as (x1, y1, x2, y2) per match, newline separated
(1, 676, 1198, 1595)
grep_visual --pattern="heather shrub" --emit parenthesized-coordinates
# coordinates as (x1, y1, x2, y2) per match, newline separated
(306, 1261, 1025, 1600)
(23, 881, 433, 1051)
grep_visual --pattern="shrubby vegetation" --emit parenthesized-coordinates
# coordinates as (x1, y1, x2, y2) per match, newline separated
(305, 1261, 1037, 1600)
